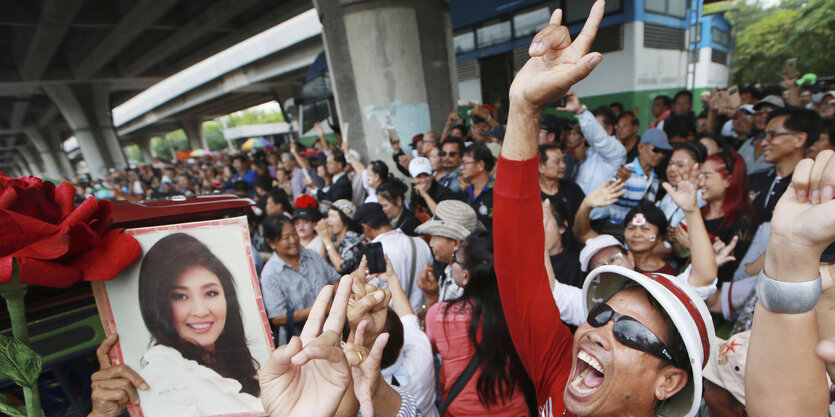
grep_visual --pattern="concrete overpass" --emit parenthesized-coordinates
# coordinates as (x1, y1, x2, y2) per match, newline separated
(0, 0, 312, 179)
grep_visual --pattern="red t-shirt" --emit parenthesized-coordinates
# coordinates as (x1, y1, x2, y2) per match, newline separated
(494, 155, 576, 417)
(425, 301, 529, 417)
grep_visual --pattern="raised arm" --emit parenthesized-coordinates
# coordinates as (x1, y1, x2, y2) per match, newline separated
(746, 150, 835, 417)
(341, 135, 367, 177)
(662, 163, 717, 288)
(572, 178, 626, 244)
(496, 1, 604, 405)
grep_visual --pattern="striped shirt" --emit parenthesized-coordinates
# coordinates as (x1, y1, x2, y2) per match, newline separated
(260, 248, 341, 319)
(602, 158, 659, 225)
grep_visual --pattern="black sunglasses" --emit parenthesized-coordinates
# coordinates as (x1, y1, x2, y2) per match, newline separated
(440, 151, 459, 157)
(651, 146, 669, 154)
(587, 303, 676, 364)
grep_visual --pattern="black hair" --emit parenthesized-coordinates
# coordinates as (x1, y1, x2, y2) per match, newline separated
(254, 175, 273, 193)
(654, 95, 672, 108)
(267, 188, 292, 215)
(138, 233, 259, 397)
(368, 160, 391, 180)
(538, 143, 562, 165)
(353, 203, 389, 229)
(380, 308, 404, 369)
(450, 124, 467, 137)
(330, 150, 347, 168)
(673, 141, 707, 163)
(262, 214, 293, 242)
(623, 203, 668, 234)
(376, 178, 409, 207)
(592, 106, 617, 128)
(441, 137, 466, 155)
(766, 106, 823, 147)
(823, 118, 835, 146)
(619, 112, 640, 127)
(673, 89, 693, 103)
(232, 154, 247, 164)
(232, 180, 250, 194)
(610, 102, 625, 114)
(444, 230, 535, 407)
(663, 114, 697, 140)
(464, 143, 495, 172)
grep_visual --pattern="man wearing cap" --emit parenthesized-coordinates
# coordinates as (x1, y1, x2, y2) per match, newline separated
(493, 4, 716, 416)
(559, 93, 627, 196)
(413, 200, 485, 309)
(353, 203, 433, 312)
(597, 128, 670, 226)
(408, 157, 456, 217)
(738, 96, 785, 177)
(748, 106, 822, 223)
(486, 125, 506, 145)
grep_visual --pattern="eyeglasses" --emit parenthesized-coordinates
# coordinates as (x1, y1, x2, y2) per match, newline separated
(451, 249, 466, 268)
(764, 130, 799, 140)
(587, 303, 676, 364)
(440, 151, 459, 157)
(461, 160, 476, 166)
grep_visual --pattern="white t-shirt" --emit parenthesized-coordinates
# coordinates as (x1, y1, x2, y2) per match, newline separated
(138, 345, 263, 417)
(368, 229, 433, 312)
(382, 315, 439, 417)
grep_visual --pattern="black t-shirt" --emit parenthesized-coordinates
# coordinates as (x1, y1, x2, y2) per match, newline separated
(467, 178, 494, 230)
(392, 211, 421, 237)
(410, 181, 460, 216)
(549, 251, 583, 289)
(541, 180, 586, 227)
(748, 168, 791, 224)
(704, 215, 757, 282)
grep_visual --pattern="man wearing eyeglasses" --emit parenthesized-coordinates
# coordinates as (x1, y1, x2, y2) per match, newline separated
(748, 106, 823, 223)
(493, 3, 715, 417)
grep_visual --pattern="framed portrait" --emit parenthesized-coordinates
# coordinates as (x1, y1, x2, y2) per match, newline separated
(93, 216, 273, 417)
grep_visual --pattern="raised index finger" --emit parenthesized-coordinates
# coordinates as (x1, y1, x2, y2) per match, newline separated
(572, 0, 606, 55)
(299, 284, 334, 342)
(323, 275, 353, 334)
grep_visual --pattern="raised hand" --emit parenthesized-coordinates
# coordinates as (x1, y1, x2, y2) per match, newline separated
(416, 264, 438, 296)
(343, 320, 390, 417)
(315, 220, 333, 242)
(347, 283, 392, 348)
(766, 150, 835, 282)
(89, 334, 148, 417)
(662, 163, 700, 213)
(447, 109, 460, 125)
(259, 277, 354, 417)
(614, 163, 632, 184)
(713, 235, 738, 267)
(586, 177, 626, 208)
(508, 1, 604, 113)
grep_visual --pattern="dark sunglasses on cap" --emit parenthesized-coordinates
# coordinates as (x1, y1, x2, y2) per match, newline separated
(587, 303, 677, 364)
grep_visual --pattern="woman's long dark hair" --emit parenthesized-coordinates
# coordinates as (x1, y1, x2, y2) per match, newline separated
(443, 230, 535, 410)
(138, 233, 260, 397)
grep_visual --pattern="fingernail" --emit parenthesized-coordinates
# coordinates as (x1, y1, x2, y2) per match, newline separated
(586, 54, 602, 69)
(823, 185, 834, 201)
(140, 383, 149, 390)
(817, 340, 835, 357)
(812, 189, 820, 203)
(374, 292, 384, 300)
(797, 189, 807, 202)
(530, 41, 543, 55)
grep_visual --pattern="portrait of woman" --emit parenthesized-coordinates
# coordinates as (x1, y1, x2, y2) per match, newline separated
(135, 232, 264, 416)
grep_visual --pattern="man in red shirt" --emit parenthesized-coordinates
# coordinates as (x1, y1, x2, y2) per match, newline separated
(494, 2, 713, 417)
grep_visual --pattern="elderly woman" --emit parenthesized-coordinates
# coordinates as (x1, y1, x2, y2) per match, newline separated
(316, 199, 364, 274)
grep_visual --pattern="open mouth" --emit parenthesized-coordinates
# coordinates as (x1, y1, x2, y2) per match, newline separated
(187, 322, 213, 334)
(569, 350, 606, 397)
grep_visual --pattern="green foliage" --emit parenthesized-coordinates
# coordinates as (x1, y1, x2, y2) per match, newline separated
(203, 121, 228, 152)
(0, 395, 26, 417)
(123, 144, 143, 164)
(0, 335, 42, 387)
(224, 108, 284, 127)
(730, 0, 835, 84)
(165, 129, 189, 151)
(151, 137, 173, 161)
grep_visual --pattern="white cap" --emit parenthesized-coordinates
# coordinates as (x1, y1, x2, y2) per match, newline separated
(408, 157, 432, 178)
(703, 331, 750, 406)
(579, 234, 623, 272)
(582, 265, 715, 417)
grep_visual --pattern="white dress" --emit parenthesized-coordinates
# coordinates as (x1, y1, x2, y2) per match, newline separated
(137, 345, 263, 417)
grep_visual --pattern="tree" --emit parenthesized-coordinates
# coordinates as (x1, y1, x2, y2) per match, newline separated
(730, 0, 835, 84)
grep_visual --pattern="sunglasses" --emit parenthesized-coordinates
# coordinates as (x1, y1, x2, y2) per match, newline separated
(587, 303, 676, 364)
(440, 151, 459, 157)
(651, 147, 668, 154)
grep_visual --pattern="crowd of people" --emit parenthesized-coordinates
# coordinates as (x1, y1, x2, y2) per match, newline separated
(79, 2, 835, 416)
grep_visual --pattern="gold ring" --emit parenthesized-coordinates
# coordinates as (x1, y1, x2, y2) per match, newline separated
(356, 351, 363, 363)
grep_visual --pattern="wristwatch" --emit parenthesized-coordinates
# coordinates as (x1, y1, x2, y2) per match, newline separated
(575, 104, 588, 116)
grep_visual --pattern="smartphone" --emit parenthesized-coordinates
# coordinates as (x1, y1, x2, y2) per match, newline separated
(784, 58, 798, 79)
(387, 126, 399, 143)
(726, 85, 741, 109)
(555, 97, 567, 108)
(362, 242, 386, 274)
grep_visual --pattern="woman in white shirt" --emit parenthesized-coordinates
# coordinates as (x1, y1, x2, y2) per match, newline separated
(137, 233, 263, 416)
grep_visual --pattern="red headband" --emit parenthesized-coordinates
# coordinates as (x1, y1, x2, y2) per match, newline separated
(645, 273, 710, 369)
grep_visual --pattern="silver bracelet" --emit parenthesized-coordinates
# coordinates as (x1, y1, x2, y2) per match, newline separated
(756, 269, 822, 314)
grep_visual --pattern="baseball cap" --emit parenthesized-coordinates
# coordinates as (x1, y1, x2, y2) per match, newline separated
(702, 331, 750, 406)
(753, 95, 785, 112)
(823, 90, 835, 100)
(292, 194, 322, 222)
(486, 125, 506, 141)
(579, 234, 624, 272)
(582, 265, 715, 417)
(640, 128, 673, 151)
(738, 104, 756, 115)
(408, 157, 432, 178)
(414, 200, 484, 241)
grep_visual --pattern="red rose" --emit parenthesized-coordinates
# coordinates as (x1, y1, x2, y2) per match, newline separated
(0, 174, 141, 288)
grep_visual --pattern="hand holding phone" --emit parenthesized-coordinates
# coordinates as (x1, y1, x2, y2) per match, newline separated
(362, 242, 386, 274)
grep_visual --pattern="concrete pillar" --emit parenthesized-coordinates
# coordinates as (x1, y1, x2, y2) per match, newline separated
(180, 117, 206, 150)
(22, 126, 71, 179)
(313, 0, 457, 163)
(16, 145, 44, 176)
(134, 136, 155, 164)
(42, 83, 127, 179)
(11, 154, 30, 176)
(47, 125, 77, 179)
